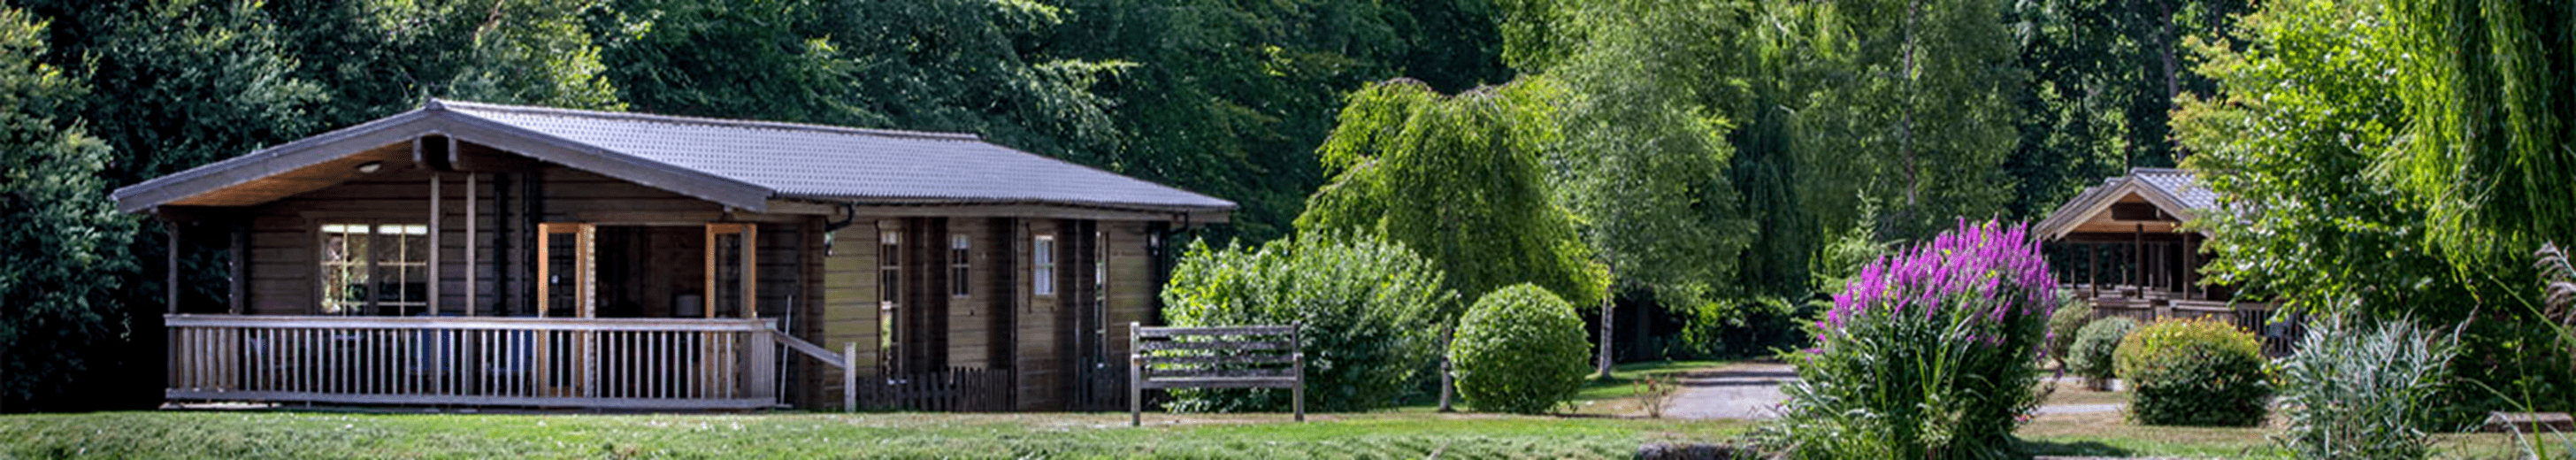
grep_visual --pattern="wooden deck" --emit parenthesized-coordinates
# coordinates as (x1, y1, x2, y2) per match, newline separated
(2062, 284, 2300, 356)
(165, 314, 779, 410)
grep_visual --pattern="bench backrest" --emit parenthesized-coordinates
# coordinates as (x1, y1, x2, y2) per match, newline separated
(1129, 322, 1303, 425)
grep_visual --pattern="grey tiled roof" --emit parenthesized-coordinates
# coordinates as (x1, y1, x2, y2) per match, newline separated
(2128, 168, 2217, 211)
(443, 100, 1234, 211)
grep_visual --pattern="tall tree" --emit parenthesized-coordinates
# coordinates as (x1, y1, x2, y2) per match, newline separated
(1050, 0, 1514, 242)
(2004, 0, 2249, 218)
(593, 0, 1125, 172)
(1798, 0, 2026, 240)
(1297, 79, 1604, 310)
(2387, 0, 2576, 267)
(0, 4, 134, 411)
(1498, 0, 1771, 372)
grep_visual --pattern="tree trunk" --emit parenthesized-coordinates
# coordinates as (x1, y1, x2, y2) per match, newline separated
(1438, 324, 1457, 412)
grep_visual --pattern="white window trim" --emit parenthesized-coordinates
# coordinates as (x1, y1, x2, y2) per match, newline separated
(950, 234, 971, 297)
(1033, 234, 1056, 296)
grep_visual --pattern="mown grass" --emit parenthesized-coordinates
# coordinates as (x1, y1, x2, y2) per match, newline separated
(0, 410, 1749, 459)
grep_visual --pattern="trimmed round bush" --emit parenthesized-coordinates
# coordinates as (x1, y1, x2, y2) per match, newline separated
(2115, 318, 2272, 426)
(1449, 283, 1590, 414)
(2069, 317, 2138, 381)
(2046, 299, 2096, 366)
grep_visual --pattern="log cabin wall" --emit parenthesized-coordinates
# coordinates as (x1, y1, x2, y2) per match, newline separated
(1102, 220, 1155, 375)
(816, 221, 881, 410)
(244, 158, 751, 317)
(1016, 218, 1065, 410)
(944, 218, 992, 369)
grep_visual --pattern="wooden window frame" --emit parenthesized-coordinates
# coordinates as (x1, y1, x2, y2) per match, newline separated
(950, 234, 971, 298)
(315, 221, 432, 316)
(702, 223, 758, 319)
(1032, 234, 1056, 296)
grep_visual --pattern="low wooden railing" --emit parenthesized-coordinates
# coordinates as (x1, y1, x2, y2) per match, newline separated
(165, 314, 776, 409)
(857, 367, 1014, 412)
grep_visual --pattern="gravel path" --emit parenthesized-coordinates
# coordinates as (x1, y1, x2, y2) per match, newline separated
(1663, 362, 2126, 419)
(1665, 363, 1797, 420)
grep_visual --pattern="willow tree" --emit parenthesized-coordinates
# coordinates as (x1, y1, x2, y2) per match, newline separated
(1498, 0, 1771, 374)
(1297, 79, 1607, 408)
(2388, 0, 2576, 268)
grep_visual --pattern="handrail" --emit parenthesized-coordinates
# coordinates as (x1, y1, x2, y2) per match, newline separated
(763, 326, 859, 412)
(165, 314, 770, 332)
(768, 329, 845, 365)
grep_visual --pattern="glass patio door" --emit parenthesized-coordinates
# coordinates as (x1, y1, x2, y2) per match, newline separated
(703, 223, 757, 318)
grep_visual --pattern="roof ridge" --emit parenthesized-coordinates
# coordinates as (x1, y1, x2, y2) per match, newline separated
(431, 98, 984, 142)
(2129, 166, 2189, 174)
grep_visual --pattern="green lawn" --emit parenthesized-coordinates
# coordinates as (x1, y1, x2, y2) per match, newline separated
(0, 411, 1748, 459)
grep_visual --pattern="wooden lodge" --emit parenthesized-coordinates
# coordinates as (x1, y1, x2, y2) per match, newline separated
(115, 100, 1234, 410)
(2034, 168, 2293, 354)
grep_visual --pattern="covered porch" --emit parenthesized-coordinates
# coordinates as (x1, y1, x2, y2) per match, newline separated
(2036, 168, 2296, 355)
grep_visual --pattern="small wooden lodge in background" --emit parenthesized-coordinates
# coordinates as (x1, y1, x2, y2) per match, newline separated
(2035, 167, 2292, 354)
(117, 100, 1233, 410)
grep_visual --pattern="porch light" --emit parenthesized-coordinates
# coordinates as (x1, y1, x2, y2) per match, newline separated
(355, 161, 383, 173)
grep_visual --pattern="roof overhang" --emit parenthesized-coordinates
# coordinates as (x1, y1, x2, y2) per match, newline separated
(2034, 177, 2207, 241)
(113, 103, 778, 214)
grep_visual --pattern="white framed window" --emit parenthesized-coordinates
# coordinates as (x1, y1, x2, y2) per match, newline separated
(319, 223, 430, 315)
(1032, 234, 1056, 295)
(949, 234, 971, 297)
(878, 230, 901, 363)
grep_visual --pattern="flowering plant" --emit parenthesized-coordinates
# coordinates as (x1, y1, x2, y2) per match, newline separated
(1772, 219, 2059, 460)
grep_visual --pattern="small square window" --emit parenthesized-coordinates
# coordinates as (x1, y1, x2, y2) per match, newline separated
(950, 234, 970, 297)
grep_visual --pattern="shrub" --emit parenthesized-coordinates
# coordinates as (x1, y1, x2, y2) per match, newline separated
(1774, 220, 2058, 459)
(2069, 317, 2138, 382)
(1161, 232, 1455, 412)
(2115, 318, 2273, 426)
(2275, 317, 2460, 460)
(1449, 284, 1590, 414)
(2046, 298, 2096, 368)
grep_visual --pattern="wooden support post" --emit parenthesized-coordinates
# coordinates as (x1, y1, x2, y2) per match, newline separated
(430, 172, 441, 315)
(1129, 320, 1141, 427)
(1292, 321, 1304, 423)
(2132, 224, 2144, 296)
(467, 173, 478, 316)
(2088, 243, 2098, 298)
(229, 218, 246, 314)
(844, 341, 859, 412)
(165, 219, 180, 314)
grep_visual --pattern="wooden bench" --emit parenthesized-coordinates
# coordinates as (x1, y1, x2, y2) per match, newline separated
(1129, 322, 1303, 426)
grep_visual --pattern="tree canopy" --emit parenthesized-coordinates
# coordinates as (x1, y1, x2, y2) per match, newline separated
(1296, 79, 1605, 310)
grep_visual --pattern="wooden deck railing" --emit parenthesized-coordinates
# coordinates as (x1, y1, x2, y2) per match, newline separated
(165, 314, 776, 410)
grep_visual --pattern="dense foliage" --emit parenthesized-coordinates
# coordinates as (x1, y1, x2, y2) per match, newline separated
(2274, 318, 2461, 460)
(2174, 0, 2570, 415)
(2045, 298, 2095, 367)
(1159, 233, 1453, 412)
(1296, 79, 1604, 310)
(2114, 318, 2272, 426)
(0, 4, 133, 410)
(2067, 316, 2137, 382)
(1775, 220, 2057, 459)
(1449, 284, 1590, 415)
